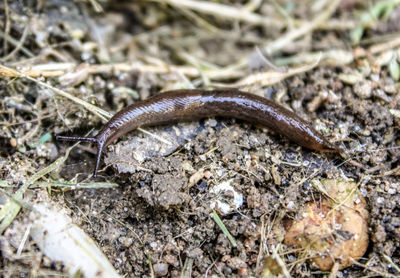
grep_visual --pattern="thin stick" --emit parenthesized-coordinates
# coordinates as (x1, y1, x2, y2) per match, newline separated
(0, 29, 34, 58)
(2, 25, 30, 61)
(2, 0, 10, 54)
(155, 0, 281, 28)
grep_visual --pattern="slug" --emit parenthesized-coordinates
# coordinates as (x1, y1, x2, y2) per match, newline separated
(57, 89, 343, 177)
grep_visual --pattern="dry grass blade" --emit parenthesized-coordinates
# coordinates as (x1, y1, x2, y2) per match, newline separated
(181, 258, 194, 278)
(0, 62, 76, 77)
(271, 245, 291, 278)
(0, 61, 201, 78)
(369, 36, 400, 54)
(155, 0, 281, 27)
(223, 55, 320, 87)
(47, 181, 119, 190)
(383, 255, 400, 273)
(264, 0, 342, 55)
(275, 49, 354, 66)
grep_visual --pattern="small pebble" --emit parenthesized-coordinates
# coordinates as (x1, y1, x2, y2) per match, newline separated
(223, 266, 232, 275)
(383, 83, 396, 94)
(150, 242, 158, 249)
(164, 254, 179, 267)
(10, 138, 17, 148)
(373, 89, 391, 102)
(370, 73, 380, 82)
(118, 237, 133, 247)
(206, 118, 218, 127)
(238, 266, 248, 276)
(373, 225, 386, 243)
(204, 170, 212, 179)
(153, 263, 168, 277)
(354, 81, 372, 99)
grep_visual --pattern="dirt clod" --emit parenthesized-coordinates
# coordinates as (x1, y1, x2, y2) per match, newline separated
(284, 179, 369, 270)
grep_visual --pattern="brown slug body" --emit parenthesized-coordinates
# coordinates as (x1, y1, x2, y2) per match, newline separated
(57, 89, 343, 177)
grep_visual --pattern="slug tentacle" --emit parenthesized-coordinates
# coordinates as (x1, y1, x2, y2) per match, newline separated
(56, 135, 103, 177)
(56, 135, 97, 143)
(93, 139, 105, 178)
